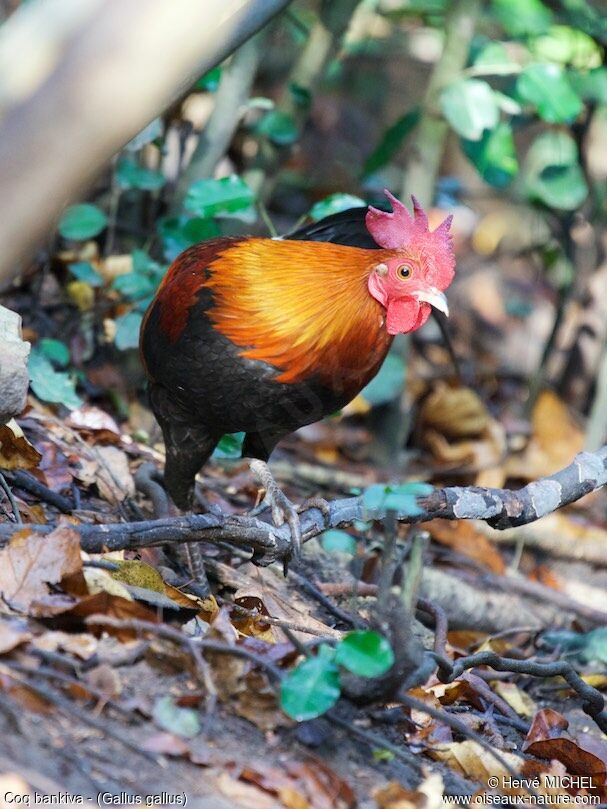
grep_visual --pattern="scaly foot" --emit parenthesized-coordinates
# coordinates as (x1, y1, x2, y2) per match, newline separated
(250, 459, 305, 568)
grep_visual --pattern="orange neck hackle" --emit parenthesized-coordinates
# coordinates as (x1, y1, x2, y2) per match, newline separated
(205, 238, 393, 386)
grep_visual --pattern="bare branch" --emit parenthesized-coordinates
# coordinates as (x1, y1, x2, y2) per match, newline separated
(1, 447, 606, 567)
(0, 0, 294, 288)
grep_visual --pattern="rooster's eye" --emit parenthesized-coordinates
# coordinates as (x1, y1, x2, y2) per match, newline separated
(397, 264, 412, 279)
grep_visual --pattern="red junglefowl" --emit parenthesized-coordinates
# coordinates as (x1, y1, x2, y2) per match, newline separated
(140, 191, 455, 572)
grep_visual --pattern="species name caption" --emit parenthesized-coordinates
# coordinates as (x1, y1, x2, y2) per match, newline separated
(2, 793, 188, 806)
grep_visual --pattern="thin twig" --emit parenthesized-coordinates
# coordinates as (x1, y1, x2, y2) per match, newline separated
(0, 471, 21, 523)
(433, 650, 607, 734)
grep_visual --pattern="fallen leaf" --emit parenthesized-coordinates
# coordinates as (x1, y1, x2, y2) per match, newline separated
(94, 445, 135, 502)
(522, 708, 607, 793)
(32, 630, 98, 660)
(0, 525, 82, 612)
(422, 519, 505, 574)
(0, 619, 32, 653)
(67, 406, 121, 445)
(505, 391, 584, 480)
(492, 682, 537, 718)
(0, 419, 41, 470)
(141, 732, 191, 757)
(374, 771, 445, 809)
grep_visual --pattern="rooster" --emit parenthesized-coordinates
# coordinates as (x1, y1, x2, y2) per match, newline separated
(140, 191, 455, 574)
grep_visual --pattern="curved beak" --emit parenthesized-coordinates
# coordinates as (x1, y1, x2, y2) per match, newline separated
(415, 287, 449, 317)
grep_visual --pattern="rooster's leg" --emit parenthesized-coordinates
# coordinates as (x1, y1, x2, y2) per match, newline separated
(151, 390, 218, 593)
(250, 459, 304, 564)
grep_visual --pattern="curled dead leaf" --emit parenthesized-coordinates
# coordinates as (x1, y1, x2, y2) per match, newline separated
(0, 419, 41, 470)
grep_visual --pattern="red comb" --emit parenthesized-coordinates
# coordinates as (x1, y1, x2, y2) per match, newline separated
(366, 190, 453, 251)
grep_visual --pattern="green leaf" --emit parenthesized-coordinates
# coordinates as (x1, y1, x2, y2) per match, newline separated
(569, 67, 607, 103)
(131, 249, 165, 281)
(530, 25, 603, 70)
(462, 122, 519, 187)
(256, 110, 299, 146)
(116, 157, 165, 191)
(29, 350, 82, 410)
(362, 353, 406, 406)
(334, 631, 395, 678)
(524, 131, 588, 211)
(58, 203, 107, 240)
(112, 271, 156, 302)
(152, 695, 201, 739)
(517, 63, 582, 123)
(362, 482, 434, 517)
(440, 79, 499, 141)
(542, 627, 607, 664)
(158, 216, 220, 262)
(308, 193, 366, 222)
(473, 41, 515, 71)
(114, 311, 143, 351)
(320, 529, 357, 555)
(363, 108, 420, 177)
(68, 261, 103, 287)
(195, 66, 222, 92)
(185, 175, 256, 222)
(492, 0, 552, 37)
(38, 338, 70, 368)
(289, 82, 312, 109)
(280, 654, 341, 721)
(212, 432, 245, 459)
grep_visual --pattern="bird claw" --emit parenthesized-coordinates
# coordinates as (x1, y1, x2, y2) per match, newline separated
(297, 496, 331, 524)
(250, 460, 302, 570)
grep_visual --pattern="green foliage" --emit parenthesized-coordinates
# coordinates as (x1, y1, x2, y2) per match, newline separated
(158, 216, 220, 262)
(524, 131, 588, 210)
(256, 110, 299, 146)
(58, 204, 107, 241)
(542, 627, 607, 664)
(185, 175, 256, 222)
(363, 108, 420, 177)
(334, 631, 395, 677)
(516, 63, 582, 123)
(440, 79, 499, 140)
(280, 632, 394, 721)
(362, 482, 434, 518)
(492, 0, 553, 37)
(28, 349, 82, 410)
(116, 157, 165, 191)
(361, 353, 406, 406)
(195, 66, 222, 92)
(212, 432, 245, 459)
(308, 193, 366, 221)
(462, 123, 518, 187)
(68, 262, 103, 287)
(320, 529, 357, 555)
(152, 695, 201, 738)
(114, 312, 143, 351)
(38, 338, 70, 368)
(280, 650, 341, 721)
(530, 25, 603, 69)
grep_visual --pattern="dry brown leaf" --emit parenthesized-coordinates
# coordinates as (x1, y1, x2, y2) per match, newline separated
(423, 519, 505, 574)
(67, 405, 121, 445)
(522, 708, 607, 795)
(505, 391, 584, 480)
(492, 682, 537, 718)
(141, 732, 191, 757)
(234, 670, 292, 732)
(215, 771, 277, 809)
(94, 445, 135, 502)
(0, 620, 32, 653)
(431, 739, 525, 792)
(0, 419, 41, 470)
(32, 630, 98, 660)
(418, 383, 506, 478)
(0, 524, 82, 612)
(374, 772, 444, 809)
